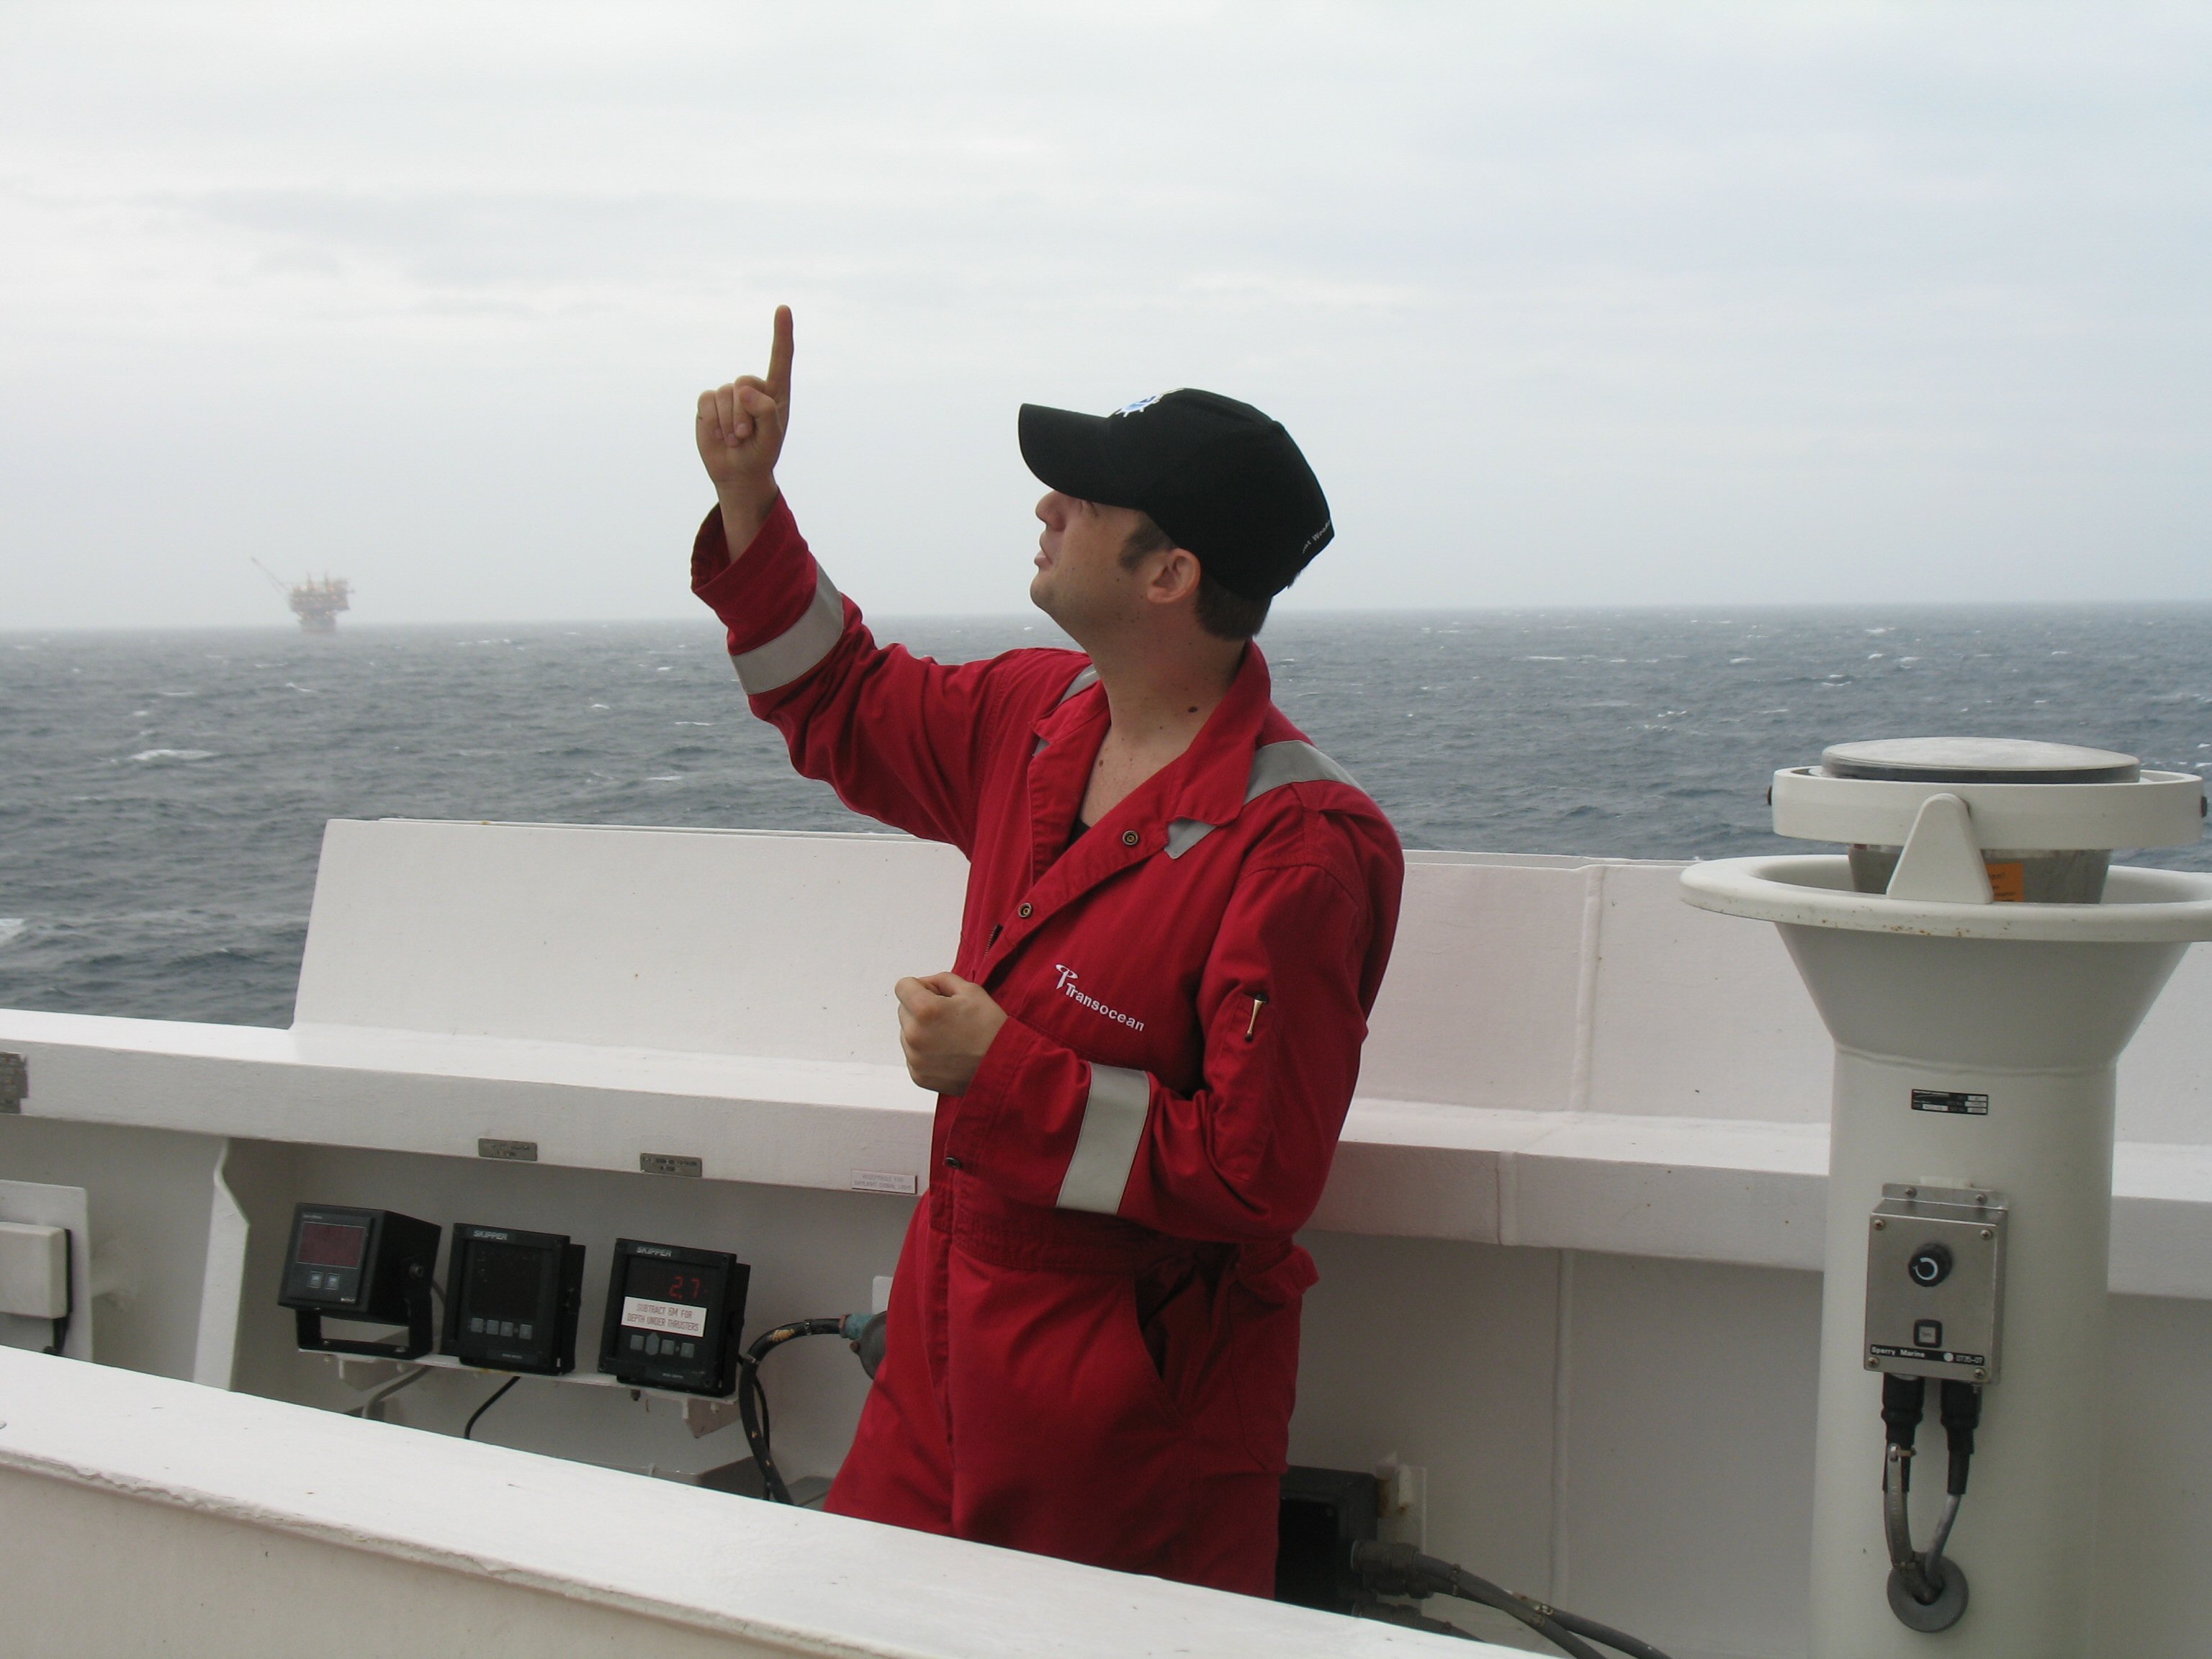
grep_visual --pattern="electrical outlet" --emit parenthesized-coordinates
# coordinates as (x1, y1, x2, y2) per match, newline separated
(0, 1223, 71, 1320)
(1374, 1458, 1428, 1551)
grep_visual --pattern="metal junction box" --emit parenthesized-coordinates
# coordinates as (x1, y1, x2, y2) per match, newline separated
(1864, 1183, 2007, 1384)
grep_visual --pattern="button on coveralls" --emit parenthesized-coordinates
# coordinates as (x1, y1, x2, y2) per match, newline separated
(693, 498, 1403, 1595)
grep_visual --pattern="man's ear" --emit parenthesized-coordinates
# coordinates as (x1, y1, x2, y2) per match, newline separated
(1143, 547, 1203, 607)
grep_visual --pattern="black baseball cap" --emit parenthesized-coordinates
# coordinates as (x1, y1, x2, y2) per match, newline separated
(1017, 389, 1334, 602)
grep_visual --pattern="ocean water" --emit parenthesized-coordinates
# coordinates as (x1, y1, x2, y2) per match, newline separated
(4, 607, 2208, 1029)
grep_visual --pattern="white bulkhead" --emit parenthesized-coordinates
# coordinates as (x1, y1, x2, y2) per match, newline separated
(1, 816, 2209, 1655)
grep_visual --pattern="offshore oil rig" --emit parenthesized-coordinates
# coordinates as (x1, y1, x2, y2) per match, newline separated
(252, 559, 352, 633)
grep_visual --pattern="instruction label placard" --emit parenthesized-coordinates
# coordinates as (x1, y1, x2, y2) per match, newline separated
(622, 1297, 708, 1336)
(851, 1169, 919, 1195)
(1911, 1089, 1989, 1117)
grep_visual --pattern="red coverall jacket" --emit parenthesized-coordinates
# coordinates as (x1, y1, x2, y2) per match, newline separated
(693, 497, 1403, 1596)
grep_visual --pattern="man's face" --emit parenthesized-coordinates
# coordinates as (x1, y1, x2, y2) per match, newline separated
(1029, 490, 1150, 637)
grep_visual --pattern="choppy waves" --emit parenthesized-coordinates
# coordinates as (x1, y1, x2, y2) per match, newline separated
(2, 608, 2208, 1027)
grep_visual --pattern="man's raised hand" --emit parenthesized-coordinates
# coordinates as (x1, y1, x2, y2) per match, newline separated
(696, 305, 793, 552)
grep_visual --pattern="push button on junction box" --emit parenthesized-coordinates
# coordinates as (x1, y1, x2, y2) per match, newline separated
(1865, 1183, 2007, 1382)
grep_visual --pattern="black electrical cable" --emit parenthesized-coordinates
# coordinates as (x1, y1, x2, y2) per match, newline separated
(1347, 1541, 1677, 1659)
(1432, 1571, 1605, 1659)
(349, 1364, 430, 1421)
(1928, 1380, 1982, 1565)
(1351, 1596, 1480, 1640)
(736, 1317, 855, 1503)
(737, 1366, 782, 1501)
(1938, 1379, 1980, 1498)
(42, 1228, 73, 1357)
(1881, 1372, 1927, 1460)
(1879, 1373, 1946, 1604)
(463, 1375, 518, 1440)
(1535, 1604, 1679, 1659)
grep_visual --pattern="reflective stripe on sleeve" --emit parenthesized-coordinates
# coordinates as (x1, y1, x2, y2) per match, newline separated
(1055, 1063, 1151, 1215)
(729, 570, 845, 693)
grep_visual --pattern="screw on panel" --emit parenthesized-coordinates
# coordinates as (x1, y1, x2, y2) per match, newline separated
(1980, 1228, 1994, 1240)
(1973, 1368, 1987, 1380)
(1873, 1218, 1887, 1231)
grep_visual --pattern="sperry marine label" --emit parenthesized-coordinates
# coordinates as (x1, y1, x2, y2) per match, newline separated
(1870, 1341, 1988, 1369)
(639, 1153, 703, 1178)
(1911, 1089, 1989, 1117)
(477, 1138, 539, 1161)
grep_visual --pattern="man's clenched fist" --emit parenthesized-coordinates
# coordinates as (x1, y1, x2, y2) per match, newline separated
(894, 972, 1010, 1097)
(696, 304, 793, 556)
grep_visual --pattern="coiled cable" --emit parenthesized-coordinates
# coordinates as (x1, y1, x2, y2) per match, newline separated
(737, 1316, 874, 1503)
(1876, 1373, 1978, 1629)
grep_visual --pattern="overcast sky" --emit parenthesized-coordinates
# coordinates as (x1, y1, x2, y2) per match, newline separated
(3, 2, 2208, 628)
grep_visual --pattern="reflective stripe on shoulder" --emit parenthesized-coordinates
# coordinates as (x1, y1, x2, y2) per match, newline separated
(1034, 664, 1099, 755)
(1245, 739, 1360, 799)
(729, 570, 845, 693)
(1166, 739, 1364, 858)
(1055, 1063, 1150, 1215)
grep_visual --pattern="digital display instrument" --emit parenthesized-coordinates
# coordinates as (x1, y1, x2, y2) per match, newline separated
(279, 1204, 442, 1360)
(441, 1223, 585, 1375)
(598, 1238, 750, 1395)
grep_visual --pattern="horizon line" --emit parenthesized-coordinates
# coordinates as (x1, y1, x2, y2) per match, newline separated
(12, 596, 2212, 638)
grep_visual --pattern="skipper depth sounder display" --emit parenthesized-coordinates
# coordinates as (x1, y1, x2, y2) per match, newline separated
(598, 1238, 750, 1395)
(279, 1204, 442, 1360)
(441, 1223, 585, 1375)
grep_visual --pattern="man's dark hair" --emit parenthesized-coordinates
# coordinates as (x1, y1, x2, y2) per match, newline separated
(1119, 515, 1271, 642)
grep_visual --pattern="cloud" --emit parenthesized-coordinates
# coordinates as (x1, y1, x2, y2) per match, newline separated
(1, 1, 2209, 626)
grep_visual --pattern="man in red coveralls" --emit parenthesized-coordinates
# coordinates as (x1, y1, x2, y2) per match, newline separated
(691, 307, 1402, 1596)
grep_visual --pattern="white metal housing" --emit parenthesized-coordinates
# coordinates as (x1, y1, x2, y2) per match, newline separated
(1686, 752, 2212, 1658)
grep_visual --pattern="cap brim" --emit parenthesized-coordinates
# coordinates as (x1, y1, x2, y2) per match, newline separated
(1017, 405, 1141, 508)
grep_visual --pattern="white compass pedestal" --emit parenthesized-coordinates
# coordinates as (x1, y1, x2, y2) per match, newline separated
(1683, 855, 2212, 1658)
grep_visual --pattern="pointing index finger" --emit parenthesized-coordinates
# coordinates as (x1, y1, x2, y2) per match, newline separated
(765, 304, 793, 404)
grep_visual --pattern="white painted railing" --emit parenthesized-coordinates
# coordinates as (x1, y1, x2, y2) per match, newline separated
(4, 822, 2206, 1290)
(0, 1346, 1487, 1658)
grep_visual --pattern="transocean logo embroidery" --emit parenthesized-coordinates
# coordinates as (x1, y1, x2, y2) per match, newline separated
(1053, 965, 1146, 1032)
